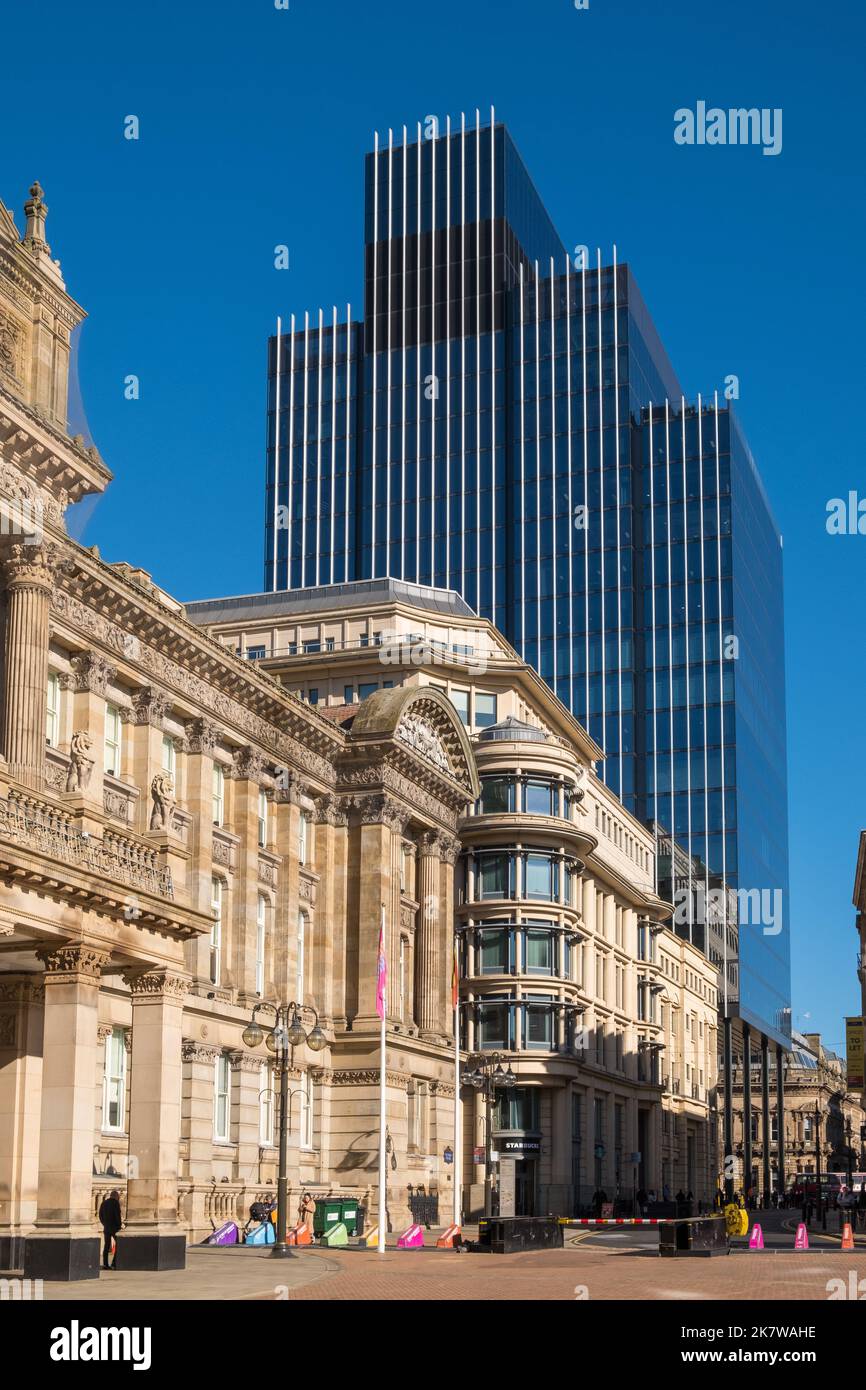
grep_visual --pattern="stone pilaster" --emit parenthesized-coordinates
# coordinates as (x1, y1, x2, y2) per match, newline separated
(183, 717, 220, 986)
(1, 542, 61, 789)
(415, 832, 442, 1037)
(24, 943, 112, 1281)
(119, 969, 189, 1269)
(232, 746, 266, 1002)
(182, 1040, 221, 1182)
(229, 1049, 264, 1181)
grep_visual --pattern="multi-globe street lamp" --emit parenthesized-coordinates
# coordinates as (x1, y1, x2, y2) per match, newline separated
(463, 1052, 517, 1218)
(242, 1000, 325, 1258)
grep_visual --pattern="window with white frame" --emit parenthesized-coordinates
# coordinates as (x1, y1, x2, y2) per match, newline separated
(45, 673, 60, 748)
(212, 763, 225, 827)
(210, 877, 222, 985)
(259, 1061, 274, 1146)
(257, 789, 268, 848)
(104, 703, 122, 776)
(102, 1027, 126, 1132)
(256, 894, 267, 995)
(299, 812, 309, 866)
(161, 735, 175, 777)
(296, 910, 306, 1001)
(299, 1070, 314, 1149)
(213, 1053, 231, 1141)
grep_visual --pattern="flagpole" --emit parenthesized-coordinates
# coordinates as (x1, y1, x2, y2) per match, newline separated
(377, 902, 387, 1255)
(453, 989, 461, 1228)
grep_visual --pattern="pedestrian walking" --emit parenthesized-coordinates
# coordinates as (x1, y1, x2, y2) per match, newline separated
(98, 1188, 123, 1270)
(297, 1191, 316, 1237)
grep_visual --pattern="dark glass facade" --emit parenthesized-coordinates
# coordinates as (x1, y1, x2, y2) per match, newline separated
(263, 115, 790, 1048)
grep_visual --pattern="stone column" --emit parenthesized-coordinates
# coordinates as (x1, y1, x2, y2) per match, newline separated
(352, 793, 400, 1024)
(119, 969, 189, 1269)
(416, 832, 442, 1037)
(24, 943, 112, 1281)
(183, 718, 220, 985)
(232, 746, 266, 1003)
(0, 976, 44, 1269)
(438, 834, 461, 1034)
(1, 542, 60, 789)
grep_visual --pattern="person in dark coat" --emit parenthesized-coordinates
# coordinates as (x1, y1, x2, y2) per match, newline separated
(98, 1189, 123, 1270)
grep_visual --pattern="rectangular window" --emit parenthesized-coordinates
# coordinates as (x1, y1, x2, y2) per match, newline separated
(478, 854, 510, 899)
(525, 998, 554, 1049)
(479, 777, 514, 815)
(45, 673, 60, 748)
(214, 1054, 230, 1141)
(399, 937, 407, 1021)
(255, 894, 266, 995)
(257, 790, 268, 848)
(358, 681, 378, 700)
(450, 689, 470, 726)
(308, 688, 319, 706)
(479, 1000, 510, 1049)
(344, 685, 355, 704)
(525, 930, 554, 975)
(299, 813, 309, 867)
(480, 928, 509, 974)
(259, 1062, 274, 1146)
(474, 692, 497, 728)
(246, 645, 266, 660)
(161, 735, 175, 776)
(524, 780, 555, 816)
(102, 1027, 126, 1132)
(212, 763, 224, 827)
(210, 877, 222, 985)
(104, 703, 122, 776)
(525, 854, 554, 900)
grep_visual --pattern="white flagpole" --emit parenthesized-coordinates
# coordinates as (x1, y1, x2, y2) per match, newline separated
(453, 983, 461, 1228)
(377, 902, 387, 1254)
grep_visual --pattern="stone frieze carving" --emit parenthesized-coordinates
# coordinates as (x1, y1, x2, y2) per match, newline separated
(38, 943, 112, 980)
(396, 711, 451, 774)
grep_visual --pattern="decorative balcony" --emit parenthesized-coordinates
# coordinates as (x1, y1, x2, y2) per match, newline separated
(0, 791, 173, 899)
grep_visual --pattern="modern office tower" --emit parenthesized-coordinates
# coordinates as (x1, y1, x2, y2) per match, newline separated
(263, 115, 792, 1157)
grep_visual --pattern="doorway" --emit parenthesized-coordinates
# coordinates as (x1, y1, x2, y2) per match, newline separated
(515, 1159, 537, 1215)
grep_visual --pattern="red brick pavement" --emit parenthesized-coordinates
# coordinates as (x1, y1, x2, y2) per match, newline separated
(283, 1245, 866, 1301)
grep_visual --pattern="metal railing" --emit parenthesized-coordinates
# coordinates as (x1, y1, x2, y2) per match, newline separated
(0, 793, 173, 900)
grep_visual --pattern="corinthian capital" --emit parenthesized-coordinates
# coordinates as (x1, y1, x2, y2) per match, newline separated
(123, 969, 189, 1001)
(185, 717, 220, 755)
(68, 651, 117, 697)
(0, 540, 64, 592)
(38, 943, 112, 981)
(233, 744, 266, 783)
(130, 684, 171, 728)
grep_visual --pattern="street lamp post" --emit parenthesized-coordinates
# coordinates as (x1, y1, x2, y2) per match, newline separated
(463, 1052, 517, 1218)
(242, 1000, 325, 1258)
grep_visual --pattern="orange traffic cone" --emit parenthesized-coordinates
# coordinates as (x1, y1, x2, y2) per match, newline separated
(841, 1222, 855, 1250)
(436, 1223, 462, 1248)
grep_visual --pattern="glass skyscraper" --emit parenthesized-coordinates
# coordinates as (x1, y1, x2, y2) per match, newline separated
(264, 113, 790, 1053)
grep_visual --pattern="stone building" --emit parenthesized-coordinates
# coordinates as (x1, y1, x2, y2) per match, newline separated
(187, 580, 720, 1213)
(728, 1030, 865, 1194)
(0, 186, 478, 1279)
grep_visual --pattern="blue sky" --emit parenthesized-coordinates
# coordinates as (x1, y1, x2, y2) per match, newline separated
(3, 0, 864, 1047)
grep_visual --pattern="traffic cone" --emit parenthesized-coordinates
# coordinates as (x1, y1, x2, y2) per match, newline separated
(841, 1222, 855, 1250)
(748, 1223, 764, 1250)
(794, 1223, 809, 1250)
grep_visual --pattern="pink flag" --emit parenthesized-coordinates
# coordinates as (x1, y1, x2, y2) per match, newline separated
(376, 907, 387, 1020)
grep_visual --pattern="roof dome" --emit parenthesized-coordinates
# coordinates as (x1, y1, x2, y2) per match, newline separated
(477, 715, 548, 743)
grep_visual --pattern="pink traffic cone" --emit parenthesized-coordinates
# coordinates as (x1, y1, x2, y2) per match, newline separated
(748, 1222, 764, 1249)
(794, 1223, 809, 1250)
